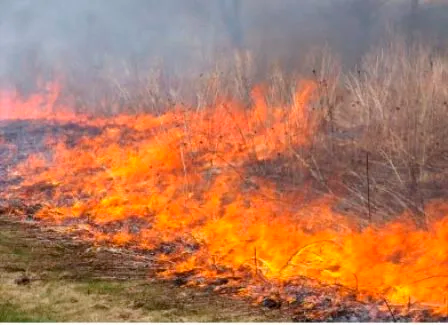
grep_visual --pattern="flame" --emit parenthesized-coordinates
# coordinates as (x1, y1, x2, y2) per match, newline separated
(3, 79, 448, 314)
(0, 81, 78, 121)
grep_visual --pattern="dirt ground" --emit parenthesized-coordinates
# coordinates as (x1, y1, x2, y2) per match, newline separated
(0, 214, 286, 322)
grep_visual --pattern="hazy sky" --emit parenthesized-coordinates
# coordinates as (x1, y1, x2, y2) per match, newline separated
(0, 0, 445, 87)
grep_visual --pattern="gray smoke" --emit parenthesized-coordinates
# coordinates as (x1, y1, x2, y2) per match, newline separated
(0, 0, 446, 98)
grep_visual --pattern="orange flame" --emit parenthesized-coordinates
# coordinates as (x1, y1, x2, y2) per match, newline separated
(5, 79, 448, 314)
(0, 81, 78, 121)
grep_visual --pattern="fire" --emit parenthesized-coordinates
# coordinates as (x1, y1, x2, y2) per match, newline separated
(2, 79, 448, 314)
(0, 81, 79, 121)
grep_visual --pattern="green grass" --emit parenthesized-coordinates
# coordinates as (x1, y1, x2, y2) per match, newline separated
(77, 279, 127, 295)
(78, 280, 175, 311)
(0, 302, 52, 322)
(0, 215, 286, 322)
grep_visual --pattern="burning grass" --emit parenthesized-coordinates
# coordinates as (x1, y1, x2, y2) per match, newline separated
(0, 214, 284, 322)
(1, 42, 448, 321)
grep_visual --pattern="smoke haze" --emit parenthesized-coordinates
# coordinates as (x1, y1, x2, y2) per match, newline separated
(0, 0, 447, 100)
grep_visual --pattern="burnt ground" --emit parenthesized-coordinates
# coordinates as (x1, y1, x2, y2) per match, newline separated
(1, 119, 448, 322)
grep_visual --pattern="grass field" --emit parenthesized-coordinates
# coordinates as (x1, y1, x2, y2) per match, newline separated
(0, 215, 286, 322)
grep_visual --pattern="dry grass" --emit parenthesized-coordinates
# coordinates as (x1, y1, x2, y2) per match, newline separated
(334, 39, 448, 224)
(0, 215, 286, 322)
(12, 36, 448, 228)
(223, 39, 448, 227)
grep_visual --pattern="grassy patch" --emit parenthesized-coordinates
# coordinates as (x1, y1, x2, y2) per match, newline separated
(10, 246, 32, 259)
(77, 279, 127, 295)
(0, 302, 51, 322)
(0, 215, 285, 322)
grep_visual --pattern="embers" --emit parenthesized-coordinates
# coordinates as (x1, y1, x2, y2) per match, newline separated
(96, 216, 151, 236)
(172, 269, 199, 287)
(20, 181, 57, 199)
(261, 297, 282, 309)
(0, 199, 43, 220)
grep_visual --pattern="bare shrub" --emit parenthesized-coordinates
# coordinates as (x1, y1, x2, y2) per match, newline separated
(335, 38, 448, 225)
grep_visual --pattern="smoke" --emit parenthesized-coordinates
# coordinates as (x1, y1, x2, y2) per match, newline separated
(0, 0, 446, 100)
(0, 1, 213, 83)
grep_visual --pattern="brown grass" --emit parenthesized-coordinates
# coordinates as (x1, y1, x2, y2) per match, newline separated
(14, 35, 448, 227)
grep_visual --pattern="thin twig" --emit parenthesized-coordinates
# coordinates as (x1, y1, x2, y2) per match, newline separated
(279, 240, 341, 274)
(366, 151, 372, 222)
(254, 247, 258, 277)
(353, 273, 359, 294)
(179, 145, 189, 198)
(383, 297, 397, 322)
(410, 274, 448, 284)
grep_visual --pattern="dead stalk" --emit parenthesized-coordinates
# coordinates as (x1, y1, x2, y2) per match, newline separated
(179, 145, 188, 196)
(366, 151, 372, 222)
(383, 297, 397, 322)
(254, 247, 258, 277)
